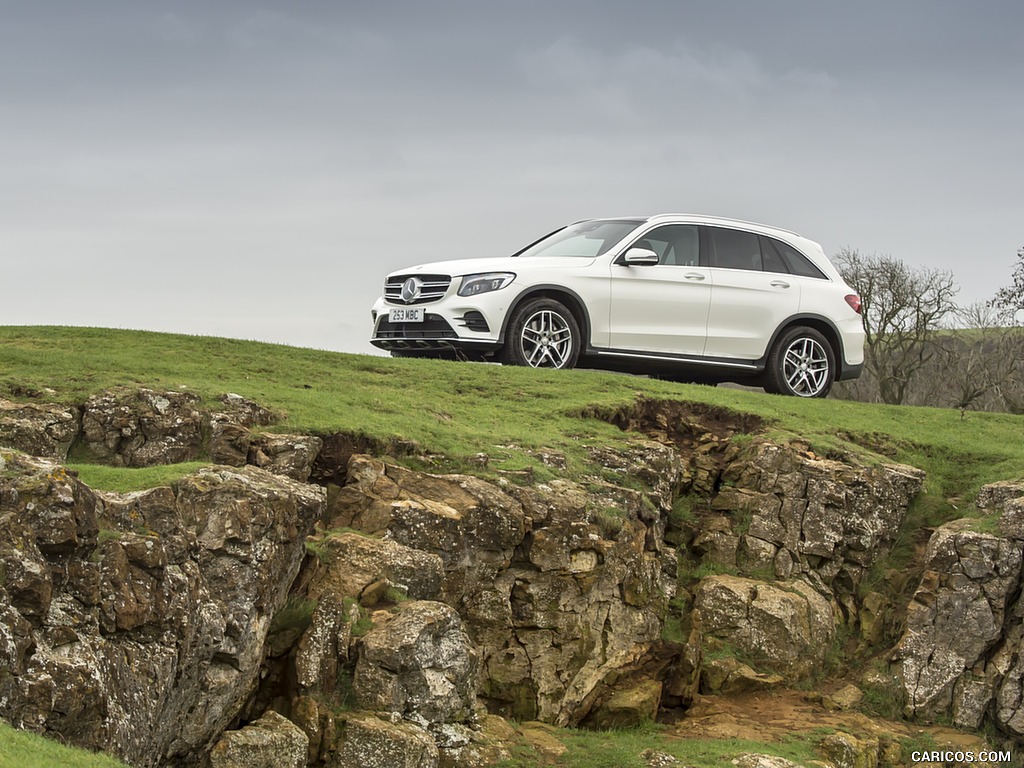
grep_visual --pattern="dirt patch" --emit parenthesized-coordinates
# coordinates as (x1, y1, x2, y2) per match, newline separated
(665, 689, 993, 758)
(581, 397, 764, 447)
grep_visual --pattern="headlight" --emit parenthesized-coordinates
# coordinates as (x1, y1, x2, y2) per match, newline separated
(458, 272, 516, 297)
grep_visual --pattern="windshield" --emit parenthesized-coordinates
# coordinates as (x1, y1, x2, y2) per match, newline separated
(513, 219, 643, 259)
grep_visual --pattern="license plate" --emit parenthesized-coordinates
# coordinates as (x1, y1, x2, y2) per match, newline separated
(390, 308, 424, 323)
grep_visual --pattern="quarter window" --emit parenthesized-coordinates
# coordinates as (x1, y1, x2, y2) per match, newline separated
(768, 237, 827, 279)
(759, 236, 789, 274)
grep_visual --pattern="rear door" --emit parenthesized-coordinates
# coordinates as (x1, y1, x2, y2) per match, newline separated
(703, 227, 801, 360)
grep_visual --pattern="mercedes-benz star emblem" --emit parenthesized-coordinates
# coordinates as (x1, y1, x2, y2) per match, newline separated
(401, 277, 422, 303)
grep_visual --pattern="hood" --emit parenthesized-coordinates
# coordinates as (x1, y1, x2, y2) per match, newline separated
(387, 255, 597, 278)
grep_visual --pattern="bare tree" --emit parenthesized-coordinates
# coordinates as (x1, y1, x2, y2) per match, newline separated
(940, 302, 1024, 414)
(993, 246, 1024, 313)
(834, 248, 959, 405)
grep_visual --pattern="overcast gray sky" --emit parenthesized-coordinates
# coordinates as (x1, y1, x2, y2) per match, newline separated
(3, 1, 1022, 354)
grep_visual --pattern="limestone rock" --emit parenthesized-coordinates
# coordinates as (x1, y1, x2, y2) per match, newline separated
(436, 714, 516, 768)
(894, 520, 1023, 721)
(80, 388, 204, 467)
(0, 455, 324, 766)
(819, 731, 879, 768)
(732, 756, 809, 768)
(326, 455, 673, 727)
(700, 658, 785, 695)
(641, 748, 684, 767)
(715, 441, 925, 596)
(585, 676, 663, 729)
(307, 532, 444, 604)
(976, 479, 1024, 511)
(209, 710, 308, 768)
(0, 398, 79, 459)
(518, 721, 567, 762)
(209, 421, 252, 467)
(823, 684, 864, 711)
(694, 575, 835, 681)
(333, 713, 439, 768)
(214, 393, 277, 428)
(248, 433, 323, 482)
(353, 600, 479, 723)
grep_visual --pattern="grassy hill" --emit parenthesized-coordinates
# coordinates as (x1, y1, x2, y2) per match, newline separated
(3, 325, 1024, 766)
(2, 325, 1022, 515)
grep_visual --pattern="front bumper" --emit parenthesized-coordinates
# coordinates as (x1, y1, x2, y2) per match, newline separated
(370, 296, 506, 352)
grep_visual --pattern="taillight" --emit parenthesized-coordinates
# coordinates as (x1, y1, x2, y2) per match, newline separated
(845, 294, 862, 314)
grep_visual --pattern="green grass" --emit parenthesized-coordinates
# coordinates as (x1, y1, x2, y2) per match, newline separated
(0, 720, 128, 768)
(2, 325, 1024, 510)
(70, 462, 212, 493)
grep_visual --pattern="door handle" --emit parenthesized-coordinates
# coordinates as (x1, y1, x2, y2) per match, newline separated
(770, 280, 791, 288)
(684, 273, 706, 281)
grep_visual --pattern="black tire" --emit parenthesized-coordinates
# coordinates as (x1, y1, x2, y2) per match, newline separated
(762, 326, 835, 398)
(499, 298, 582, 369)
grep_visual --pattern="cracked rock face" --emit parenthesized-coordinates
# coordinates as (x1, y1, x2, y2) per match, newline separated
(894, 519, 1024, 724)
(353, 600, 479, 723)
(0, 453, 324, 767)
(693, 575, 835, 680)
(712, 441, 925, 596)
(319, 455, 672, 727)
(79, 388, 205, 467)
(0, 398, 80, 460)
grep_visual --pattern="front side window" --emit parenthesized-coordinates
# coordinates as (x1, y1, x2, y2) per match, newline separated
(515, 220, 642, 259)
(625, 224, 701, 266)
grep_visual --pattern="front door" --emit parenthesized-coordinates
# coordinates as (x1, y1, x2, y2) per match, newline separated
(608, 224, 712, 355)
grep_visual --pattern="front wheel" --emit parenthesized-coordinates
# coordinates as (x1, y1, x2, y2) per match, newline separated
(762, 327, 835, 398)
(499, 298, 581, 369)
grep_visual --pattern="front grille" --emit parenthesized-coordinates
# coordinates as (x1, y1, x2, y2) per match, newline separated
(374, 314, 457, 339)
(457, 311, 490, 333)
(384, 274, 452, 305)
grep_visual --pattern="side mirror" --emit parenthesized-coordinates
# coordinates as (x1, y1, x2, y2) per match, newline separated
(622, 247, 659, 266)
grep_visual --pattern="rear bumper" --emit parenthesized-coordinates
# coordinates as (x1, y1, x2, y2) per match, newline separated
(837, 361, 864, 381)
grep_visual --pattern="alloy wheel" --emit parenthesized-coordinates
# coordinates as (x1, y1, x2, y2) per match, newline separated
(520, 310, 574, 368)
(782, 337, 830, 396)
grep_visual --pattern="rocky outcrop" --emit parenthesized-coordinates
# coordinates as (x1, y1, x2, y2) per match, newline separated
(19, 387, 1024, 763)
(353, 600, 479, 723)
(79, 388, 206, 467)
(209, 711, 308, 768)
(889, 481, 1024, 736)
(694, 575, 835, 681)
(894, 520, 1023, 723)
(0, 398, 79, 460)
(248, 433, 323, 483)
(0, 450, 324, 767)
(314, 454, 674, 729)
(709, 441, 925, 602)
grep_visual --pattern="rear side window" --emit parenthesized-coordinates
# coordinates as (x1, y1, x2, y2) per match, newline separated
(767, 237, 828, 279)
(707, 227, 762, 271)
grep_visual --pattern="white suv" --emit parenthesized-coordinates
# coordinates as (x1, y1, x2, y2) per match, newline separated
(370, 214, 864, 397)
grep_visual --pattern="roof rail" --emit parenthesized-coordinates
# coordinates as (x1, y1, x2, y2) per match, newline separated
(647, 213, 802, 237)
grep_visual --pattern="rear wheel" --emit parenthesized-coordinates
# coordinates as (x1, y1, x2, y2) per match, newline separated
(762, 326, 835, 398)
(499, 298, 581, 369)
